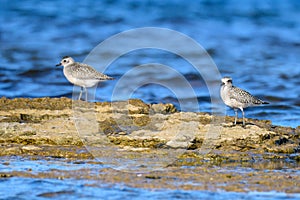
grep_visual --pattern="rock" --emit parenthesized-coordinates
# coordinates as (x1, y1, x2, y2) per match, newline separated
(295, 126, 300, 136)
(151, 103, 177, 114)
(0, 97, 298, 162)
(21, 145, 42, 151)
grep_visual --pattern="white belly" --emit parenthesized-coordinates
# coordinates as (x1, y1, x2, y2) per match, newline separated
(68, 77, 99, 88)
(220, 85, 242, 109)
(63, 69, 99, 88)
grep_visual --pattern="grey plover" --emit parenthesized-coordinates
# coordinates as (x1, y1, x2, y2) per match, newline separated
(56, 56, 114, 101)
(220, 77, 269, 126)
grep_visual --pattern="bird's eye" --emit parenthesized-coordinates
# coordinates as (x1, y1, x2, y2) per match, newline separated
(63, 60, 67, 62)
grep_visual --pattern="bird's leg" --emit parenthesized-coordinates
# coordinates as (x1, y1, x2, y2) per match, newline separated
(78, 87, 84, 100)
(234, 109, 238, 125)
(241, 108, 245, 126)
(84, 87, 88, 101)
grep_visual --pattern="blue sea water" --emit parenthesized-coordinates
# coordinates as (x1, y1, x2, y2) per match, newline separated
(1, 1, 300, 198)
(2, 177, 300, 200)
(2, 177, 299, 200)
(1, 0, 300, 127)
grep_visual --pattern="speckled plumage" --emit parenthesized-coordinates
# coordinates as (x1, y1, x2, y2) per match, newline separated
(56, 56, 114, 101)
(220, 77, 269, 125)
(64, 62, 114, 82)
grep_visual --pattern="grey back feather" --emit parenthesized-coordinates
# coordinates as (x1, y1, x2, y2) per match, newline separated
(67, 62, 114, 80)
(230, 86, 264, 105)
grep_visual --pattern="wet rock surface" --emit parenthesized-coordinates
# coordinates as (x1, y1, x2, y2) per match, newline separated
(0, 97, 299, 193)
(0, 97, 299, 158)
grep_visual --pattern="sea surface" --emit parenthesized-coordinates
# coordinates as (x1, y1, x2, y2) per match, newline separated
(1, 0, 300, 127)
(1, 1, 300, 199)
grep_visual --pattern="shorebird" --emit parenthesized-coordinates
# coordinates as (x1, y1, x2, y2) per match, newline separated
(220, 77, 269, 126)
(56, 56, 114, 101)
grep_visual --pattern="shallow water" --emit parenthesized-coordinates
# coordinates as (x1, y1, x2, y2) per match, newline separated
(1, 157, 299, 200)
(2, 178, 299, 200)
(2, 177, 299, 200)
(1, 0, 300, 127)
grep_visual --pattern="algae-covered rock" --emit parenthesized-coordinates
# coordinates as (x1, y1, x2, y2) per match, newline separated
(0, 97, 72, 110)
(151, 103, 177, 114)
(0, 97, 298, 163)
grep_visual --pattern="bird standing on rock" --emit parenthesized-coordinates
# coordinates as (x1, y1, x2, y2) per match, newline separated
(220, 77, 269, 126)
(56, 56, 114, 101)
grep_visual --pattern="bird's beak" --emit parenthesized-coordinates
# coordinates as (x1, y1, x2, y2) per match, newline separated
(56, 63, 62, 67)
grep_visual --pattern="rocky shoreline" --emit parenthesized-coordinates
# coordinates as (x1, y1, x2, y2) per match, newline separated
(0, 97, 300, 193)
(0, 97, 299, 161)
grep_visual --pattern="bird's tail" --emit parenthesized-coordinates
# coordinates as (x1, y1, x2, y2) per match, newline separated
(100, 75, 115, 80)
(254, 99, 269, 105)
(106, 76, 115, 80)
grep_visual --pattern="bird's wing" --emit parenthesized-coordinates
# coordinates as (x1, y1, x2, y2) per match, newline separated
(70, 63, 113, 80)
(229, 86, 260, 104)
